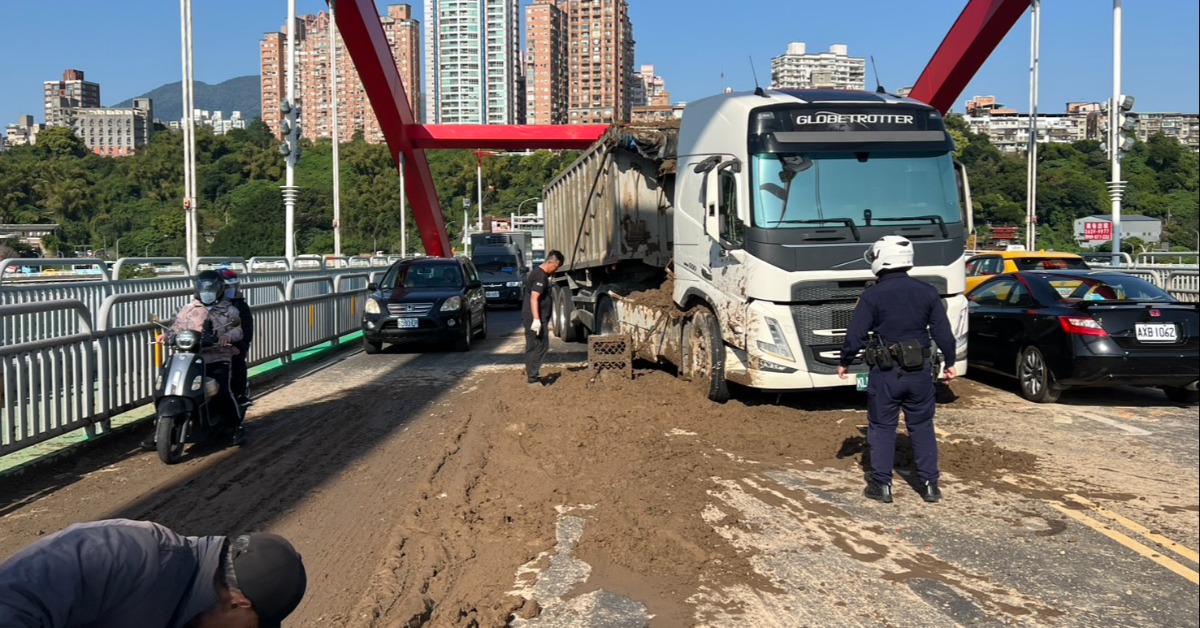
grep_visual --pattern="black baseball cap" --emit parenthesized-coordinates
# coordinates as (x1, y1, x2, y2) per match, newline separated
(230, 533, 307, 627)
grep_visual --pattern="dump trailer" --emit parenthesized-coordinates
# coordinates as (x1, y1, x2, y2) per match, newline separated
(545, 89, 973, 401)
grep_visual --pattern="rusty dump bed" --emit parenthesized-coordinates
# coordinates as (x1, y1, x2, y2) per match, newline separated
(543, 124, 680, 273)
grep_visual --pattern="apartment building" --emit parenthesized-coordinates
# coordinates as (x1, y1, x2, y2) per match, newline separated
(770, 43, 866, 91)
(44, 69, 101, 128)
(630, 65, 668, 108)
(4, 115, 43, 148)
(566, 0, 635, 125)
(73, 98, 154, 157)
(260, 4, 421, 144)
(424, 0, 521, 125)
(168, 110, 248, 136)
(963, 96, 1199, 152)
(524, 0, 568, 125)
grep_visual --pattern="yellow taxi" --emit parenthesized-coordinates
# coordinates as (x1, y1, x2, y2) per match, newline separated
(964, 249, 1089, 294)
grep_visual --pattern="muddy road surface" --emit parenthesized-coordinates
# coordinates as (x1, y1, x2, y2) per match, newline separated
(1, 309, 1197, 627)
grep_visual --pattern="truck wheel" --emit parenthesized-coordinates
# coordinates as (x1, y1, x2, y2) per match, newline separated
(555, 286, 578, 342)
(684, 308, 729, 403)
(595, 296, 618, 335)
(156, 413, 185, 464)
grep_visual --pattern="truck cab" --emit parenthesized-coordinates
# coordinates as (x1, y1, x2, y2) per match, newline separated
(672, 90, 971, 390)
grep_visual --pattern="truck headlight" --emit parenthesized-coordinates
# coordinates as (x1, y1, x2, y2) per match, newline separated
(755, 317, 794, 361)
(365, 298, 381, 314)
(506, 281, 521, 287)
(441, 296, 462, 311)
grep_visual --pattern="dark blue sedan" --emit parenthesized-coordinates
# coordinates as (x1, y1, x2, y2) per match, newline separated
(967, 270, 1198, 403)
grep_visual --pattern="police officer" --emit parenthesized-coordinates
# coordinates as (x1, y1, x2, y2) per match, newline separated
(837, 235, 957, 504)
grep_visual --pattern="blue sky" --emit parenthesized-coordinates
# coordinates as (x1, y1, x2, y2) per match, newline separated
(1, 0, 1196, 125)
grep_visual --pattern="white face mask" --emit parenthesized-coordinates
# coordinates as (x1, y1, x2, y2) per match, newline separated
(225, 288, 236, 300)
(199, 290, 218, 305)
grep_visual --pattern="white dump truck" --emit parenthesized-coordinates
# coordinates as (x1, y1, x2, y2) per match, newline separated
(544, 89, 972, 401)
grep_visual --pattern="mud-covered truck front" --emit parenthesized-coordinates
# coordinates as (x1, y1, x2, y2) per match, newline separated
(545, 89, 972, 401)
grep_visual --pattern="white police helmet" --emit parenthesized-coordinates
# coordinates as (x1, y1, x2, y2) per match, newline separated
(864, 235, 914, 275)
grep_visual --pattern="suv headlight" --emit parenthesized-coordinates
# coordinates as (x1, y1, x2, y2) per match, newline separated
(441, 296, 462, 311)
(755, 317, 794, 361)
(365, 298, 381, 314)
(506, 281, 521, 287)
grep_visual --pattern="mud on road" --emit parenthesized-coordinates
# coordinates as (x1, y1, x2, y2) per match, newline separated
(1, 324, 1197, 627)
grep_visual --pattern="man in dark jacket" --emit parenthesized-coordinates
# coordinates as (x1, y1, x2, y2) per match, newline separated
(220, 269, 254, 405)
(0, 518, 306, 628)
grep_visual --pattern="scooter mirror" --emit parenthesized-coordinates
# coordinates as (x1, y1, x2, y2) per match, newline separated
(229, 317, 242, 328)
(150, 314, 163, 325)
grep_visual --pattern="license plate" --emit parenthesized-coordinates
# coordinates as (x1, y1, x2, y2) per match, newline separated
(396, 317, 419, 329)
(1135, 323, 1176, 342)
(485, 291, 500, 298)
(856, 373, 869, 391)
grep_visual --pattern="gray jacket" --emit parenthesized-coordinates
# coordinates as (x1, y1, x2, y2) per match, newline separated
(0, 519, 224, 628)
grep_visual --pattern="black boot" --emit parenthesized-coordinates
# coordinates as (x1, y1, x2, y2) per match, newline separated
(864, 480, 893, 503)
(919, 481, 942, 503)
(139, 433, 156, 451)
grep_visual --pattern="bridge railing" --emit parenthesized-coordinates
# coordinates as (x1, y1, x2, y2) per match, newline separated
(0, 261, 391, 458)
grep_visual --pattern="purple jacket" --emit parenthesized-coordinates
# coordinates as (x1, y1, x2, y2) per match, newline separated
(0, 519, 225, 628)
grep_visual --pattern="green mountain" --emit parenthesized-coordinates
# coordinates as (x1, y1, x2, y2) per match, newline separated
(111, 75, 261, 124)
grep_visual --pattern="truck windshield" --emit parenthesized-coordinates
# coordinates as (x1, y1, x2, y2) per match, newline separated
(751, 151, 962, 230)
(473, 255, 519, 273)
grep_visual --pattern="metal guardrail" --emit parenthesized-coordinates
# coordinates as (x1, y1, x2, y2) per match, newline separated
(1, 261, 390, 457)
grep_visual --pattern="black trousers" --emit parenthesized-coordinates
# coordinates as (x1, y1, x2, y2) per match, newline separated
(866, 363, 939, 484)
(524, 328, 549, 382)
(206, 361, 242, 430)
(231, 349, 249, 399)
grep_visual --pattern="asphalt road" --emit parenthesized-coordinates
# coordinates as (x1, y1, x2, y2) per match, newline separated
(0, 307, 1195, 627)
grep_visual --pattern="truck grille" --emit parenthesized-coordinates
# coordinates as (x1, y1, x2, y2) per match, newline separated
(791, 276, 949, 302)
(791, 303, 856, 374)
(387, 302, 434, 316)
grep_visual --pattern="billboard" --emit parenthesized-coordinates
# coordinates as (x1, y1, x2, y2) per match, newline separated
(1083, 221, 1113, 241)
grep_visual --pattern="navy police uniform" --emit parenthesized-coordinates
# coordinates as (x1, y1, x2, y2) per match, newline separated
(840, 271, 956, 489)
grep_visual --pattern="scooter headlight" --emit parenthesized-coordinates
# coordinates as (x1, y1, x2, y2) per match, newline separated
(176, 330, 198, 351)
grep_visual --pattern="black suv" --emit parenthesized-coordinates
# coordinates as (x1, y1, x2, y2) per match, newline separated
(361, 257, 488, 353)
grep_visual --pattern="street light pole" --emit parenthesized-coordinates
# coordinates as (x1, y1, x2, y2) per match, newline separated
(1025, 0, 1041, 250)
(1110, 0, 1124, 266)
(516, 197, 539, 215)
(284, 0, 298, 261)
(330, 2, 341, 257)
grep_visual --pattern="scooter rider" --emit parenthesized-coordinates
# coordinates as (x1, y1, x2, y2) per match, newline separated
(220, 269, 254, 405)
(143, 270, 246, 449)
(837, 235, 957, 504)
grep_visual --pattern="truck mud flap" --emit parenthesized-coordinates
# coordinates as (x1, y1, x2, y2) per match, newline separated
(610, 295, 687, 366)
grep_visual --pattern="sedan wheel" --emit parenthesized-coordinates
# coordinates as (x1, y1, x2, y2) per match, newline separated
(1018, 345, 1060, 403)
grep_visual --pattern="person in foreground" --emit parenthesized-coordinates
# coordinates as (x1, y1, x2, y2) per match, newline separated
(0, 518, 307, 628)
(837, 235, 957, 504)
(523, 250, 565, 386)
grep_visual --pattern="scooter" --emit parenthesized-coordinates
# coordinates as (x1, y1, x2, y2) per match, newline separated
(150, 315, 246, 464)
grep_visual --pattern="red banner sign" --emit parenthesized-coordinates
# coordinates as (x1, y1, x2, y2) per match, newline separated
(1083, 221, 1112, 241)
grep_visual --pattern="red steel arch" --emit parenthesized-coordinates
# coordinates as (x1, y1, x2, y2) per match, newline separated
(331, 0, 1028, 256)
